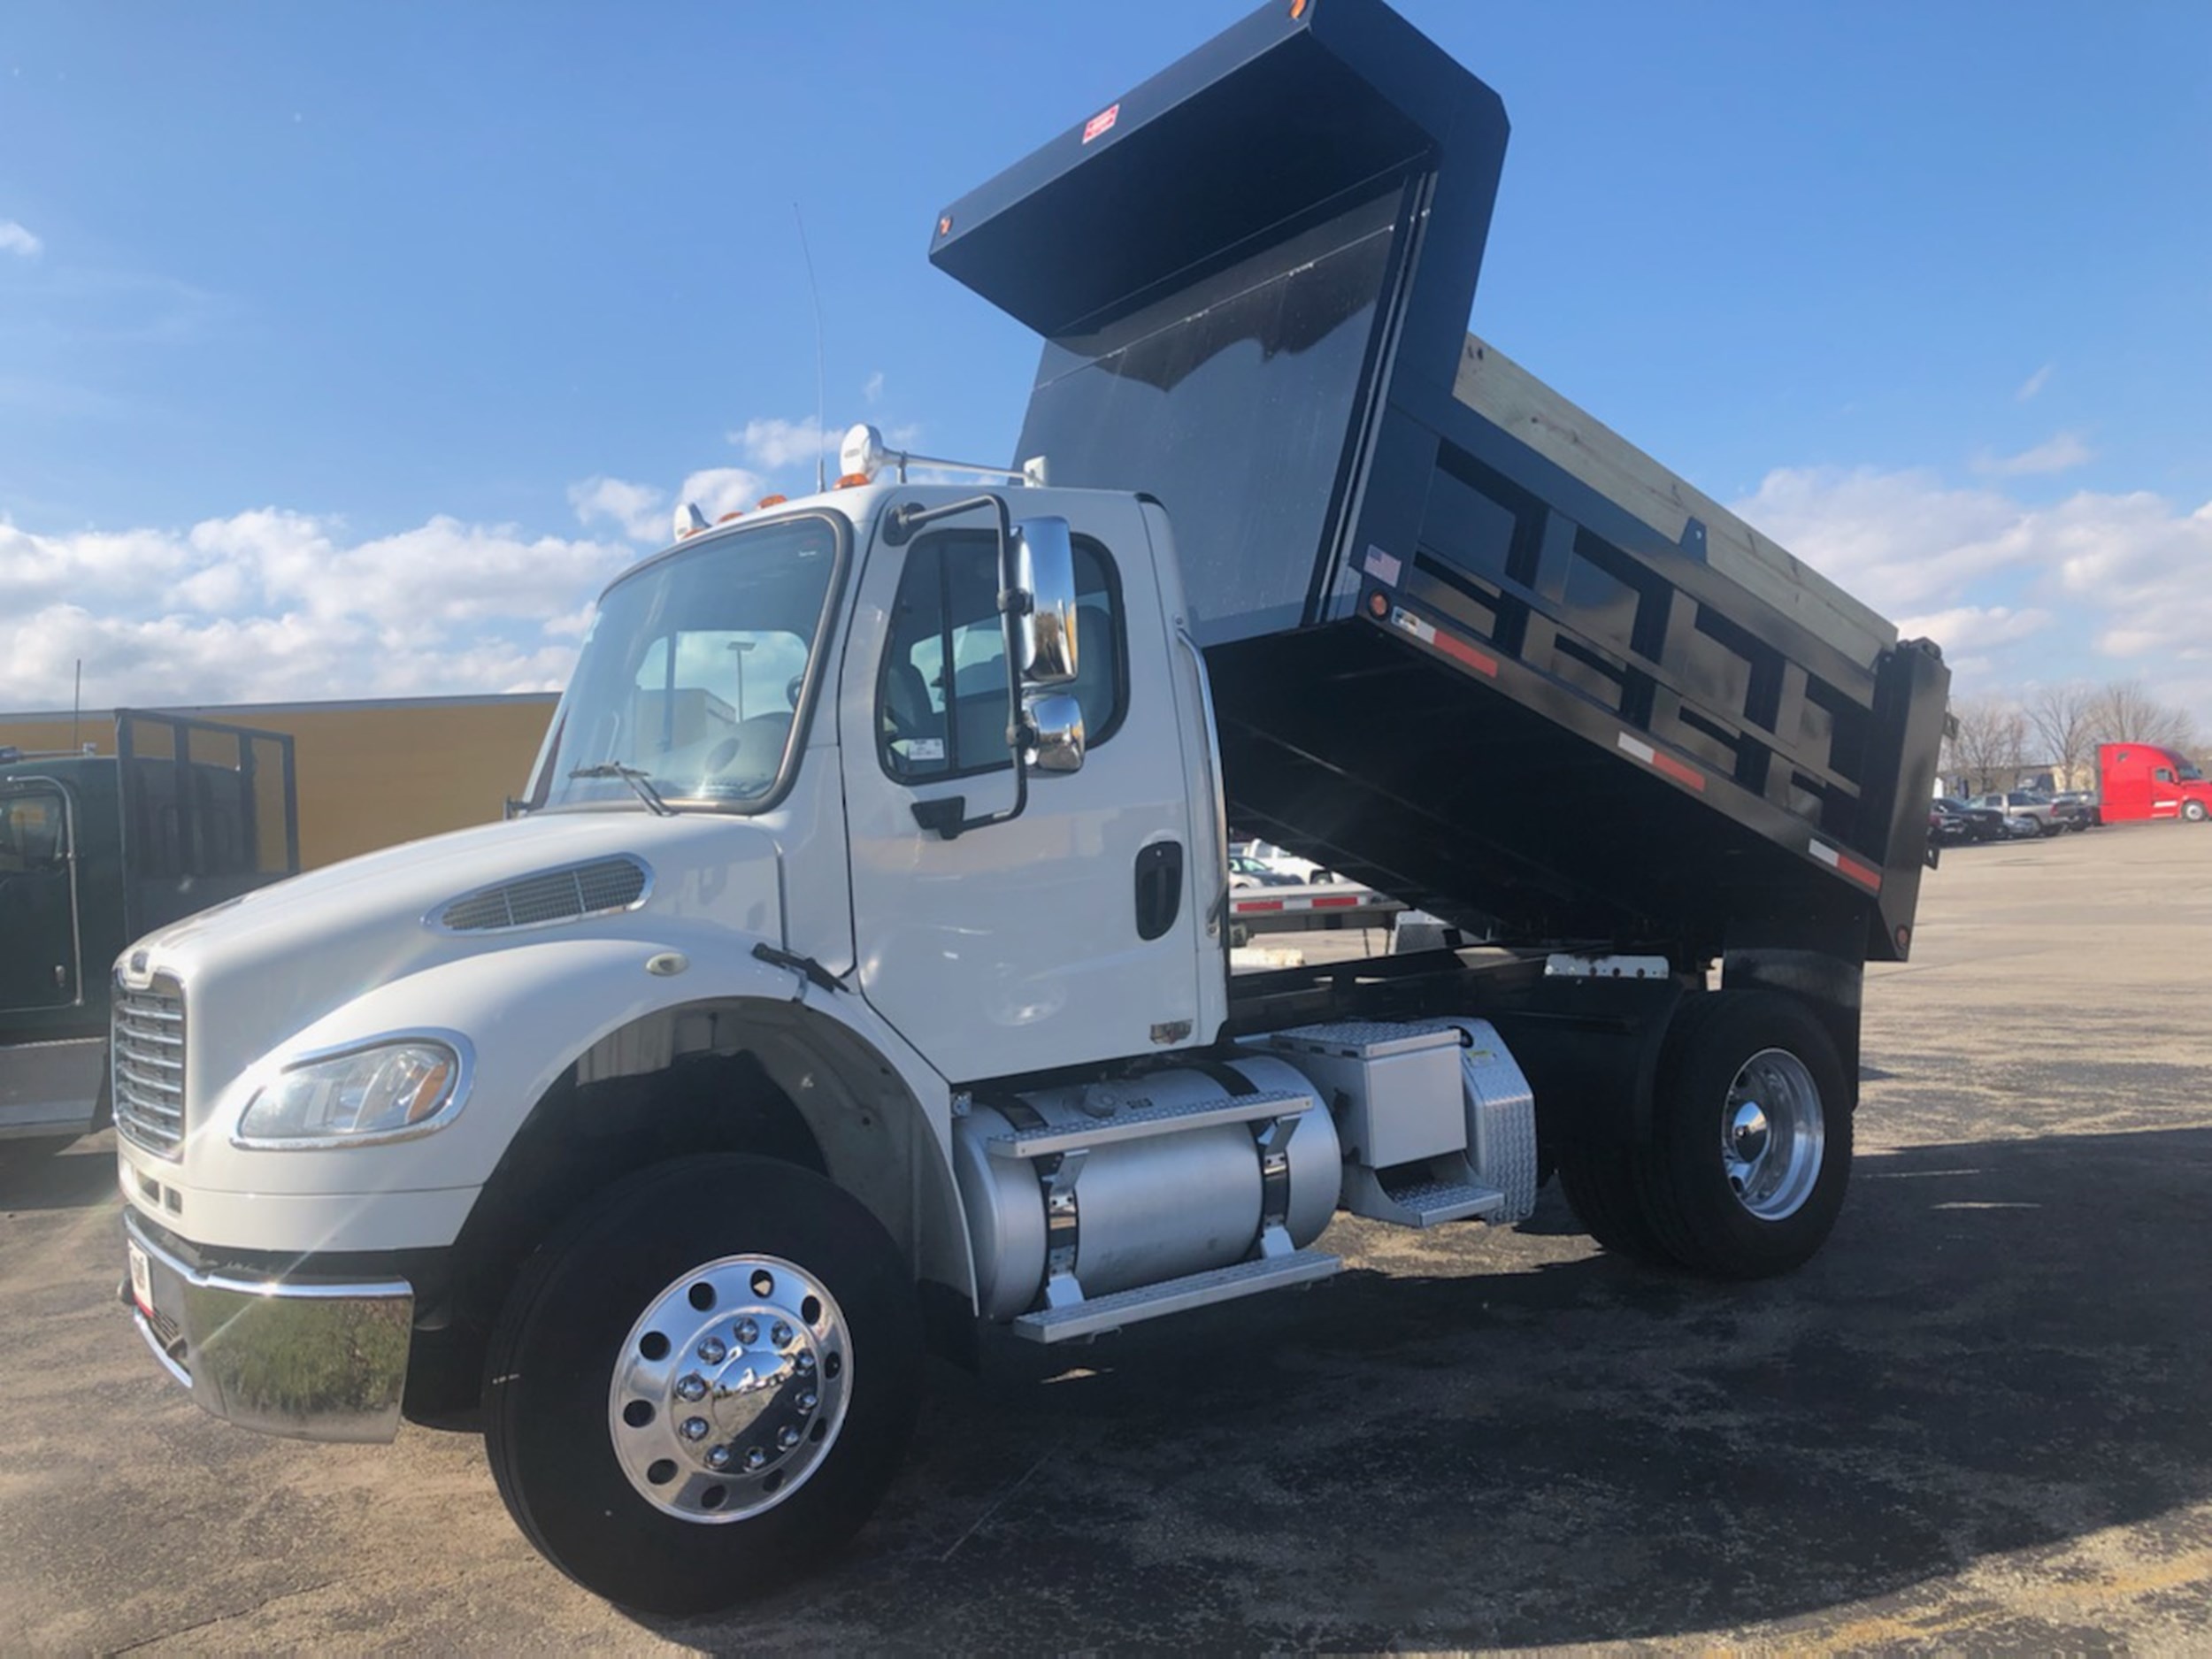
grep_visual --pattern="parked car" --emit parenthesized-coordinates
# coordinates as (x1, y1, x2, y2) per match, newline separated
(1969, 791, 2063, 837)
(2047, 791, 2099, 831)
(1230, 839, 1335, 884)
(1228, 850, 1301, 888)
(1931, 796, 2005, 843)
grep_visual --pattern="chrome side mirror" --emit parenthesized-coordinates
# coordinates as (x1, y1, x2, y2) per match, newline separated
(1011, 516, 1079, 687)
(1025, 693, 1086, 775)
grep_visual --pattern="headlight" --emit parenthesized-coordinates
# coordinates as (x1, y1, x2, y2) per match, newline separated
(235, 1037, 469, 1147)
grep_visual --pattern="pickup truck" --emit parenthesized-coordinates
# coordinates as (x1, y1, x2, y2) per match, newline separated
(1968, 789, 2064, 837)
(116, 0, 1947, 1615)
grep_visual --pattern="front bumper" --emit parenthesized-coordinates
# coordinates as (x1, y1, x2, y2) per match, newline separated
(122, 1210, 414, 1444)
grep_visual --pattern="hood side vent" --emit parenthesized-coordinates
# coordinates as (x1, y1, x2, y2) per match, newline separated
(436, 856, 651, 933)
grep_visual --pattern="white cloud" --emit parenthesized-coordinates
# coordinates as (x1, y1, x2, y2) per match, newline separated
(568, 474, 666, 543)
(1891, 604, 2052, 676)
(1732, 467, 2212, 726)
(678, 465, 770, 522)
(1973, 433, 2092, 477)
(2014, 363, 2054, 403)
(0, 219, 40, 259)
(863, 371, 884, 405)
(1732, 466, 2038, 618)
(729, 417, 831, 472)
(0, 508, 632, 710)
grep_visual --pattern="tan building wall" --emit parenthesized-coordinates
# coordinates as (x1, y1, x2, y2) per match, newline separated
(0, 695, 557, 870)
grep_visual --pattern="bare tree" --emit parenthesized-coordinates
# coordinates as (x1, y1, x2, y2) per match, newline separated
(2023, 681, 2098, 791)
(1947, 696, 2028, 795)
(2085, 680, 2196, 752)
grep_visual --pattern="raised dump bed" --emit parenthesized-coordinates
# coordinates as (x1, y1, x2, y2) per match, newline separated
(931, 0, 1947, 968)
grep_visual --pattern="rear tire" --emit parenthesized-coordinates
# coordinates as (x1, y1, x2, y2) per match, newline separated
(483, 1156, 920, 1616)
(1634, 991, 1852, 1279)
(1557, 1131, 1679, 1267)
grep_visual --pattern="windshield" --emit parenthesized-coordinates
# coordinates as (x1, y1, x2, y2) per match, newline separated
(530, 515, 844, 812)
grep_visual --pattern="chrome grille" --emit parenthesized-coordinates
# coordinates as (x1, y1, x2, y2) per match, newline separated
(436, 856, 650, 933)
(113, 978, 187, 1157)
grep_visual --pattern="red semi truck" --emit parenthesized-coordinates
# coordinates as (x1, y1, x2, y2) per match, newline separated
(2098, 742, 2212, 822)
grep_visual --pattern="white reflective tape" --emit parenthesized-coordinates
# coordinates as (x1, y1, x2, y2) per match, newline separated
(1617, 732, 1655, 764)
(1809, 841, 1841, 870)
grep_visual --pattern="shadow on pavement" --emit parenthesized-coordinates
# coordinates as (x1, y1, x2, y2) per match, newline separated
(643, 1125, 2212, 1649)
(0, 1135, 116, 1214)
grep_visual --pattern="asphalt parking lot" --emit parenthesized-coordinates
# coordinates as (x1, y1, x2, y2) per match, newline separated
(5, 822, 2210, 1652)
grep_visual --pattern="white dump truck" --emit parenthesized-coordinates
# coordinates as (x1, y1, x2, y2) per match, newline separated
(118, 0, 1947, 1615)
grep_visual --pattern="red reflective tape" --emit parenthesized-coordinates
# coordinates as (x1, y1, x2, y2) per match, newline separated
(1082, 103, 1120, 142)
(1312, 895, 1360, 908)
(1835, 854, 1883, 892)
(1236, 898, 1285, 912)
(1431, 628, 1499, 677)
(1648, 749, 1706, 791)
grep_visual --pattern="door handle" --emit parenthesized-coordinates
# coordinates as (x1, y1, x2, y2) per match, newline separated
(1133, 842, 1184, 941)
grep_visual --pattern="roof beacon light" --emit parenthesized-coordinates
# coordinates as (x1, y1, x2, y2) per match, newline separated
(672, 503, 710, 540)
(838, 422, 1050, 488)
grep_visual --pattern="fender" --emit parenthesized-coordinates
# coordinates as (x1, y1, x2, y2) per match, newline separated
(163, 925, 978, 1296)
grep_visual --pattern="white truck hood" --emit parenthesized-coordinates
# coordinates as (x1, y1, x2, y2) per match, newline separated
(120, 810, 787, 1141)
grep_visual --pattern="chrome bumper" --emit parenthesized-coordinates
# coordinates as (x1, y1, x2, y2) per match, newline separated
(123, 1210, 413, 1444)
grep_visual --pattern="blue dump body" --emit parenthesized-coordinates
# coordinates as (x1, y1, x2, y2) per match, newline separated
(931, 0, 1947, 969)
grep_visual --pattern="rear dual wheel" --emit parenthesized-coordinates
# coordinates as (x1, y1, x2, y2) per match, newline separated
(1560, 990, 1851, 1279)
(483, 1156, 921, 1616)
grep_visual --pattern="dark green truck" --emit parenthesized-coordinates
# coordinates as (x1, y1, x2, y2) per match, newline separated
(0, 711, 296, 1158)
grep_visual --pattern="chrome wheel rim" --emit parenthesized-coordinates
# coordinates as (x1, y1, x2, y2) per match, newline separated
(608, 1254, 851, 1525)
(1720, 1048, 1824, 1221)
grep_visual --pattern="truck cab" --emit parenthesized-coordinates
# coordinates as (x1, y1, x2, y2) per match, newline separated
(2098, 741, 2212, 823)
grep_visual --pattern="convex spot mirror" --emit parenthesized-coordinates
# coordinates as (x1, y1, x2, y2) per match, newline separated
(1011, 516, 1079, 688)
(1025, 694, 1085, 775)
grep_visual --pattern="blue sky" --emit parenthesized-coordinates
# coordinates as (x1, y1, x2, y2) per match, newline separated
(4, 2, 2209, 726)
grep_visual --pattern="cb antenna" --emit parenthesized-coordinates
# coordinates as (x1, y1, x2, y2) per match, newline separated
(794, 202, 827, 495)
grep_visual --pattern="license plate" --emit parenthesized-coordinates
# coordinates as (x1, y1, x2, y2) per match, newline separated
(128, 1240, 152, 1316)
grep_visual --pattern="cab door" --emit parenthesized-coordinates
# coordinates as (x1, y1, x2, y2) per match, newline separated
(838, 498, 1206, 1081)
(0, 782, 81, 1013)
(2149, 765, 2180, 818)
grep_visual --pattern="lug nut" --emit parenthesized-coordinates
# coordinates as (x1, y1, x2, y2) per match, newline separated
(680, 1417, 710, 1442)
(771, 1321, 794, 1347)
(796, 1389, 818, 1413)
(675, 1374, 707, 1402)
(777, 1425, 802, 1450)
(706, 1444, 733, 1471)
(794, 1351, 815, 1374)
(733, 1317, 759, 1345)
(743, 1446, 768, 1471)
(696, 1337, 727, 1365)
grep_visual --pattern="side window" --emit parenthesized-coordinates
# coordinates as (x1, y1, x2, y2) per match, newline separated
(2154, 768, 2175, 783)
(879, 531, 1125, 781)
(0, 789, 66, 872)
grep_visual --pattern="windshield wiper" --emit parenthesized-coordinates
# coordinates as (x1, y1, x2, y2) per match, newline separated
(569, 763, 678, 817)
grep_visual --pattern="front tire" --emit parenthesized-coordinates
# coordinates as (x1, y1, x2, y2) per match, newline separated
(2185, 800, 2208, 824)
(483, 1156, 921, 1616)
(1635, 991, 1852, 1279)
